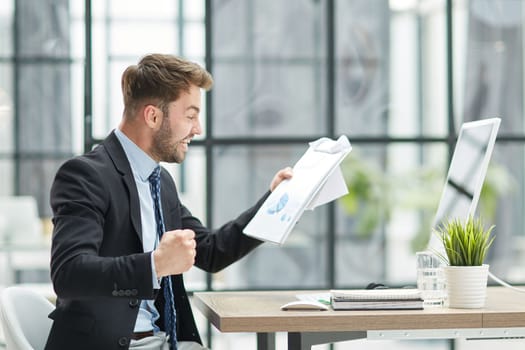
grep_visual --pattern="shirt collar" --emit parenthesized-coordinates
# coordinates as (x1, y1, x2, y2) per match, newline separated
(114, 128, 157, 182)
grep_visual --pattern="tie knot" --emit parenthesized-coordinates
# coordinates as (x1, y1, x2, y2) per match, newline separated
(148, 166, 161, 185)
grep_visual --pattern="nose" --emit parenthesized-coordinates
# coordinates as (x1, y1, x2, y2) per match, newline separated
(193, 118, 202, 135)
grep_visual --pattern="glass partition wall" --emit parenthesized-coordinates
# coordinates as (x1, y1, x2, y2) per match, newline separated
(1, 0, 525, 349)
(209, 0, 525, 289)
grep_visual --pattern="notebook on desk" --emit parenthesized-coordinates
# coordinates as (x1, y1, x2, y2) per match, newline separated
(331, 288, 422, 301)
(330, 288, 424, 310)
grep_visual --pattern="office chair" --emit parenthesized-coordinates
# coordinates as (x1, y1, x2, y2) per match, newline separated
(0, 197, 43, 246)
(0, 196, 50, 284)
(0, 286, 54, 350)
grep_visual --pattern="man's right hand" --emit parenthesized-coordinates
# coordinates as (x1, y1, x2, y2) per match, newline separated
(153, 229, 196, 277)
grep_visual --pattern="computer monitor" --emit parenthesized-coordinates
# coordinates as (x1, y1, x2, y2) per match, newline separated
(427, 117, 501, 251)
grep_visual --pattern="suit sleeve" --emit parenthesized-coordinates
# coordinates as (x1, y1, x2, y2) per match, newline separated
(182, 191, 271, 273)
(50, 157, 155, 300)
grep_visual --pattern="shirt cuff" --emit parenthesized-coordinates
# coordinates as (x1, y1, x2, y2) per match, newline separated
(150, 252, 161, 289)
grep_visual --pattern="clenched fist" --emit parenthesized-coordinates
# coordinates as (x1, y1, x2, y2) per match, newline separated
(153, 229, 196, 277)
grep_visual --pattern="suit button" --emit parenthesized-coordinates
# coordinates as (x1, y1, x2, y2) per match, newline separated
(129, 299, 139, 308)
(118, 337, 129, 347)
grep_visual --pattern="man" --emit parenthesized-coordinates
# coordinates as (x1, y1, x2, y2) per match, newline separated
(45, 54, 292, 350)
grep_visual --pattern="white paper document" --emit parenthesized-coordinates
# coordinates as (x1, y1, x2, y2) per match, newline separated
(243, 135, 352, 244)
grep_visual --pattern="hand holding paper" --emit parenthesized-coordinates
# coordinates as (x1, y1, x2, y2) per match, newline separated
(243, 135, 352, 244)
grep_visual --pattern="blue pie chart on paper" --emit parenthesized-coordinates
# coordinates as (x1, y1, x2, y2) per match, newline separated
(267, 192, 289, 215)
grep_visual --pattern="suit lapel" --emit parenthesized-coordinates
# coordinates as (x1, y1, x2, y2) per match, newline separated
(103, 132, 143, 243)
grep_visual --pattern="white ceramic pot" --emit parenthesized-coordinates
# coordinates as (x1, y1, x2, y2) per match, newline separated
(444, 264, 489, 308)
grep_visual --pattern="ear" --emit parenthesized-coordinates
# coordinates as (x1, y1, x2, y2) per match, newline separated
(144, 104, 161, 129)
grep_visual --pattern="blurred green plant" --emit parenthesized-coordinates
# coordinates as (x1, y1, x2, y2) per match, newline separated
(339, 151, 515, 252)
(339, 154, 389, 238)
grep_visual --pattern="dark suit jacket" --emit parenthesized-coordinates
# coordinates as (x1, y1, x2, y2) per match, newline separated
(45, 131, 267, 350)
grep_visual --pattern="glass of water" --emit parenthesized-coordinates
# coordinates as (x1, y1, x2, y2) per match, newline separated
(416, 251, 446, 307)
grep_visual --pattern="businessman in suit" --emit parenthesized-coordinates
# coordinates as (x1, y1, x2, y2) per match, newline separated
(45, 54, 292, 350)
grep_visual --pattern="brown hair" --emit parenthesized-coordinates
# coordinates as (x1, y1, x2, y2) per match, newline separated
(121, 53, 213, 117)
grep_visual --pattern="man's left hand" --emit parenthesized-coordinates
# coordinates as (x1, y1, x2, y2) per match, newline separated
(269, 167, 293, 192)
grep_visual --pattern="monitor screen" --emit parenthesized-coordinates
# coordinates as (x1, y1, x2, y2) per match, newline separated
(427, 117, 501, 251)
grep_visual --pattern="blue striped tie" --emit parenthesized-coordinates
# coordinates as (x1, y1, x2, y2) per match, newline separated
(148, 166, 177, 350)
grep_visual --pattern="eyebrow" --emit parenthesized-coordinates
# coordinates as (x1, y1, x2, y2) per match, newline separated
(186, 105, 200, 113)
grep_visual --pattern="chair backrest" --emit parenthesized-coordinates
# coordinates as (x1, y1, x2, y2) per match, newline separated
(0, 196, 43, 245)
(0, 286, 54, 350)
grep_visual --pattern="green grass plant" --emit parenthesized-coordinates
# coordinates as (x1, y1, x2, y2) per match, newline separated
(434, 216, 495, 266)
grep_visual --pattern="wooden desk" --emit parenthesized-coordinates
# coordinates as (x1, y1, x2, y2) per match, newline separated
(193, 287, 525, 350)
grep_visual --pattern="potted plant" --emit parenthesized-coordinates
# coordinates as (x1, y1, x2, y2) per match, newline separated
(433, 216, 495, 308)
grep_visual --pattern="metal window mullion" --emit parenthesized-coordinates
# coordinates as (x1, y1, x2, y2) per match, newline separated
(326, 0, 336, 290)
(84, 0, 93, 153)
(13, 0, 20, 194)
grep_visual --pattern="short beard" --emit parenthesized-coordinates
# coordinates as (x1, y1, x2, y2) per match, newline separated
(151, 115, 185, 163)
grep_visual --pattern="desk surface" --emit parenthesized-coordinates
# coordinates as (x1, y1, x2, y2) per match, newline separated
(193, 287, 525, 333)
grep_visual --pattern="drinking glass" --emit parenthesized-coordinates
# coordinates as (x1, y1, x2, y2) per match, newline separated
(416, 251, 446, 307)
